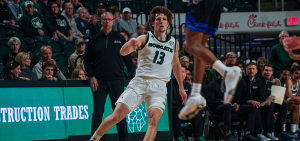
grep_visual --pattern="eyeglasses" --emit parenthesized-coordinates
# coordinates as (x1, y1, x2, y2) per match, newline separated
(181, 61, 189, 64)
(280, 36, 288, 38)
(101, 19, 113, 21)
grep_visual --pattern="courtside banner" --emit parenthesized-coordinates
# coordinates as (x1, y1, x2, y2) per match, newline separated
(0, 86, 170, 141)
(0, 87, 93, 141)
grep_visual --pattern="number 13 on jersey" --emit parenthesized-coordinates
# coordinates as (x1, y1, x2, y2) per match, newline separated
(153, 50, 166, 65)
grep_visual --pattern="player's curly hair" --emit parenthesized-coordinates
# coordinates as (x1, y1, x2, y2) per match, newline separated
(149, 6, 172, 26)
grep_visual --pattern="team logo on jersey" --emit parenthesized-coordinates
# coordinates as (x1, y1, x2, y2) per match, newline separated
(148, 43, 173, 53)
(56, 19, 67, 27)
(31, 17, 43, 28)
(114, 40, 121, 43)
(169, 41, 174, 46)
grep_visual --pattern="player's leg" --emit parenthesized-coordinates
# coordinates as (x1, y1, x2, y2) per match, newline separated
(89, 103, 129, 141)
(178, 30, 209, 120)
(143, 108, 163, 141)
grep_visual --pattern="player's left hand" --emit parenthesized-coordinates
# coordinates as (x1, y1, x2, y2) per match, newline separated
(179, 88, 187, 105)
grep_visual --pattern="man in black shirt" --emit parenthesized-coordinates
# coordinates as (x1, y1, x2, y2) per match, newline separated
(235, 62, 270, 140)
(168, 66, 205, 141)
(206, 72, 257, 141)
(257, 64, 293, 140)
(84, 11, 134, 141)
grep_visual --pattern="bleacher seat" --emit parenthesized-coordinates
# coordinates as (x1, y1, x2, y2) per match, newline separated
(0, 46, 9, 63)
(0, 38, 8, 47)
(62, 41, 75, 57)
(20, 39, 29, 52)
(53, 53, 68, 75)
(0, 62, 3, 78)
(0, 28, 7, 38)
(47, 40, 63, 55)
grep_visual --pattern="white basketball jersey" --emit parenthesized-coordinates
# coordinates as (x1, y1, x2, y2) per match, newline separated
(135, 31, 176, 82)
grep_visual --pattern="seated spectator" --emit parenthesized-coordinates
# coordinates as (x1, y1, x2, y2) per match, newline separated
(61, 2, 83, 39)
(131, 51, 138, 71)
(70, 0, 83, 16)
(272, 67, 290, 85)
(145, 20, 153, 31)
(3, 37, 23, 67)
(225, 52, 237, 67)
(281, 66, 300, 138)
(236, 59, 246, 77)
(94, 2, 106, 18)
(71, 68, 86, 80)
(89, 3, 120, 34)
(109, 6, 121, 31)
(235, 62, 270, 140)
(15, 52, 38, 80)
(68, 38, 85, 71)
(206, 72, 257, 141)
(38, 0, 49, 16)
(8, 0, 23, 24)
(257, 64, 292, 140)
(75, 7, 93, 38)
(3, 61, 21, 80)
(185, 69, 192, 87)
(0, 0, 15, 25)
(120, 29, 130, 41)
(19, 1, 58, 40)
(287, 59, 300, 70)
(131, 24, 145, 38)
(180, 55, 194, 72)
(168, 66, 206, 141)
(55, 0, 65, 12)
(20, 0, 42, 15)
(202, 64, 215, 94)
(39, 61, 55, 80)
(256, 57, 267, 77)
(33, 45, 66, 80)
(119, 7, 137, 35)
(45, 2, 73, 41)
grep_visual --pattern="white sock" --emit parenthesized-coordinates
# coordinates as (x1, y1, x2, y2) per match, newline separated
(191, 83, 202, 95)
(212, 60, 228, 77)
(283, 124, 286, 131)
(291, 124, 297, 133)
(90, 132, 102, 141)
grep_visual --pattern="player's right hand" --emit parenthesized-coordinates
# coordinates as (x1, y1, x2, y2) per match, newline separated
(179, 88, 187, 105)
(283, 35, 300, 53)
(129, 38, 140, 50)
(90, 77, 98, 92)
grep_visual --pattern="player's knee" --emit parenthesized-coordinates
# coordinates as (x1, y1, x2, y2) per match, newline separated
(147, 117, 159, 127)
(110, 113, 122, 123)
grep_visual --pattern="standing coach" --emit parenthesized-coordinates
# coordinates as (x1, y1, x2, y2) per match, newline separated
(84, 11, 135, 141)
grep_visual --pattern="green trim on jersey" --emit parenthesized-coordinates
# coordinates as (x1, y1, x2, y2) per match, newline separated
(151, 31, 171, 43)
(141, 32, 150, 49)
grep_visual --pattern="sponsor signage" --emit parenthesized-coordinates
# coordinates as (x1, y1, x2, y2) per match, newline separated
(0, 87, 169, 141)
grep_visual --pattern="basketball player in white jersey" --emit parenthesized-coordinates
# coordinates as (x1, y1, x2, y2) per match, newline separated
(88, 6, 187, 141)
(178, 0, 242, 120)
(274, 66, 300, 138)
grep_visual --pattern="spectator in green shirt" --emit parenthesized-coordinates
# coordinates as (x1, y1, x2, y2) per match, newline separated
(20, 0, 42, 15)
(268, 30, 291, 79)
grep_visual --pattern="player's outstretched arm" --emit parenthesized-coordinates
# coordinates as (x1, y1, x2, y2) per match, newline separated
(283, 35, 300, 53)
(120, 35, 147, 56)
(172, 40, 187, 105)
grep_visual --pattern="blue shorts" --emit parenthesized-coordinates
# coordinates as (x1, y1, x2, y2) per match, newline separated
(185, 0, 223, 36)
